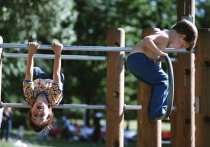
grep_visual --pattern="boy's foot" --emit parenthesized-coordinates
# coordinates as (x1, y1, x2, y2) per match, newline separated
(150, 115, 170, 123)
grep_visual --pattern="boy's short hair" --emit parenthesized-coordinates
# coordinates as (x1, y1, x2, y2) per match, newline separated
(26, 109, 54, 132)
(172, 19, 198, 51)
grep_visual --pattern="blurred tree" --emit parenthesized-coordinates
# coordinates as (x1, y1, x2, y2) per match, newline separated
(196, 0, 210, 28)
(0, 0, 77, 101)
(0, 0, 78, 127)
(71, 0, 177, 124)
(1, 0, 209, 127)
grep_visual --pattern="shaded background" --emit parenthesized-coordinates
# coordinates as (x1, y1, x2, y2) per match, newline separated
(0, 0, 209, 128)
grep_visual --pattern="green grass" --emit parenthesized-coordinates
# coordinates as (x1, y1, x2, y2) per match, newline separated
(162, 121, 171, 132)
(0, 120, 171, 147)
(0, 139, 172, 147)
(123, 120, 171, 132)
(0, 129, 136, 147)
(0, 138, 136, 147)
(0, 140, 171, 147)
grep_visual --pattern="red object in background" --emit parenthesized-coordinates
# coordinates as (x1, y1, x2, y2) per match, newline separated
(162, 132, 170, 140)
(48, 128, 62, 137)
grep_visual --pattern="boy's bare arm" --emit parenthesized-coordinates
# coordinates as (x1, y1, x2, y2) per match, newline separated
(25, 42, 39, 81)
(143, 33, 168, 56)
(52, 43, 63, 83)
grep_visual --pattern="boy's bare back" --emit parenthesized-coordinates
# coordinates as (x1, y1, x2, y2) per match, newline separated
(130, 30, 169, 61)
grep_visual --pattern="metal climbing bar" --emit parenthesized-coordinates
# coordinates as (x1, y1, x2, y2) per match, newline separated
(156, 55, 174, 118)
(1, 53, 106, 61)
(0, 102, 142, 110)
(0, 43, 194, 53)
(2, 52, 178, 63)
(124, 104, 142, 110)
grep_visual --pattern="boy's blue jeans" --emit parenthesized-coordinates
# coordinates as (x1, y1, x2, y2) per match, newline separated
(126, 53, 168, 120)
(33, 67, 64, 84)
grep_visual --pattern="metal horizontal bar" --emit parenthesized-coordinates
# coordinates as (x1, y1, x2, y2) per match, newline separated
(0, 103, 105, 109)
(0, 103, 29, 108)
(169, 58, 177, 62)
(124, 56, 177, 62)
(0, 102, 142, 110)
(0, 102, 178, 111)
(2, 53, 178, 63)
(165, 48, 194, 53)
(0, 43, 194, 53)
(124, 104, 142, 110)
(56, 104, 106, 109)
(0, 43, 130, 51)
(2, 53, 106, 61)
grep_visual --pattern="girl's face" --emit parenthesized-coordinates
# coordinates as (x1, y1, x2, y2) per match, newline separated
(169, 30, 190, 49)
(31, 101, 50, 125)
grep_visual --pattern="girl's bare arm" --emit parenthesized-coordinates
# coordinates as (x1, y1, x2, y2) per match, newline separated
(52, 43, 63, 83)
(25, 42, 39, 81)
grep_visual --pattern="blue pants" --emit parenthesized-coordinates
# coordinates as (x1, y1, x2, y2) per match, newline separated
(0, 120, 12, 141)
(33, 67, 64, 84)
(126, 53, 168, 120)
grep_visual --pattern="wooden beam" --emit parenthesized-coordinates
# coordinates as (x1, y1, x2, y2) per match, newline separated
(137, 28, 162, 147)
(106, 28, 125, 147)
(171, 0, 195, 147)
(195, 28, 210, 147)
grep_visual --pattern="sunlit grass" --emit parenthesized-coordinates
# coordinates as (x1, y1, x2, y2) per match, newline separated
(0, 120, 170, 147)
(0, 139, 136, 147)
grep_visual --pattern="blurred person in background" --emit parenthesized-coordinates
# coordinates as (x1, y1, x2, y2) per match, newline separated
(0, 107, 12, 142)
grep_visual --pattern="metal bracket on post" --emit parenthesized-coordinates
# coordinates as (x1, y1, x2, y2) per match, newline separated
(181, 15, 194, 22)
(195, 96, 200, 114)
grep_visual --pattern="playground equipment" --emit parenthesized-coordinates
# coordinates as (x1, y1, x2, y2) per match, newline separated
(1, 27, 209, 147)
(1, 1, 209, 144)
(0, 33, 177, 147)
(0, 29, 177, 146)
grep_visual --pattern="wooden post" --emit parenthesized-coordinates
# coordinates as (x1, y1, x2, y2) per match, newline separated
(106, 28, 125, 147)
(170, 56, 195, 147)
(0, 36, 3, 125)
(137, 28, 162, 147)
(195, 29, 210, 147)
(170, 0, 195, 147)
(0, 36, 2, 102)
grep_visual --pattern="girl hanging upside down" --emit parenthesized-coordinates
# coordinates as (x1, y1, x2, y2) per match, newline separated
(23, 42, 64, 132)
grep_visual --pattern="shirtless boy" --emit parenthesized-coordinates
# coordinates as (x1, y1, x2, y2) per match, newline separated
(126, 19, 198, 121)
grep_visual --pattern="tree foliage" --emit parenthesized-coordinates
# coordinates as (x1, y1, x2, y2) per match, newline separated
(0, 0, 210, 125)
(0, 0, 77, 102)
